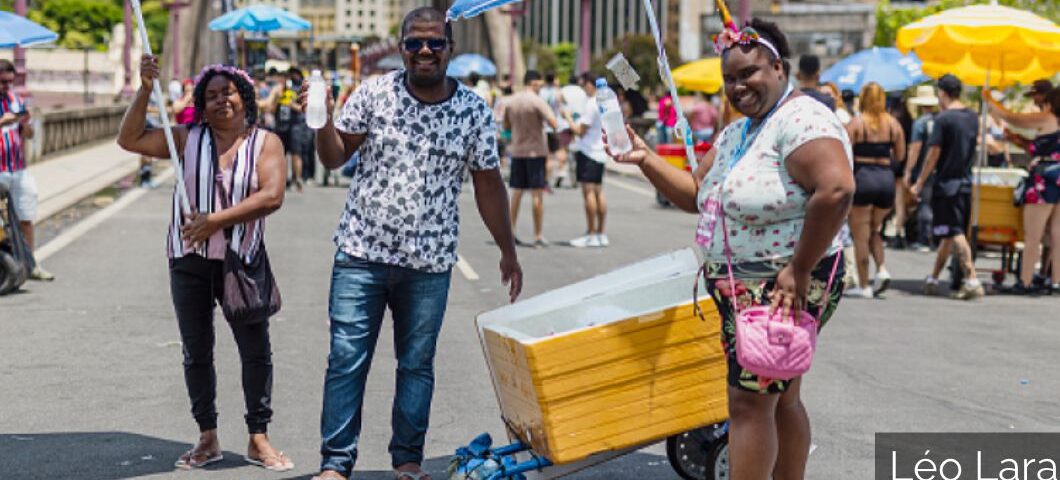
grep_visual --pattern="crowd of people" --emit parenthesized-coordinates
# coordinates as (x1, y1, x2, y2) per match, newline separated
(779, 51, 1059, 300)
(89, 3, 1060, 480)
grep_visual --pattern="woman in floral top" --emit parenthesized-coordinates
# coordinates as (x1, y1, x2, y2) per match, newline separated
(607, 18, 854, 480)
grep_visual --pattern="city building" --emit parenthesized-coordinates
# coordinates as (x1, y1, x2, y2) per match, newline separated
(516, 0, 875, 69)
(235, 0, 402, 39)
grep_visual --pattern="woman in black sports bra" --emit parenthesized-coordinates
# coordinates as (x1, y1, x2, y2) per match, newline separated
(845, 82, 906, 298)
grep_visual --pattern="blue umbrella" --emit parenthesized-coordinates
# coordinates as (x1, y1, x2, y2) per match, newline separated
(446, 0, 522, 21)
(0, 11, 58, 48)
(209, 4, 311, 32)
(448, 53, 497, 77)
(821, 47, 930, 93)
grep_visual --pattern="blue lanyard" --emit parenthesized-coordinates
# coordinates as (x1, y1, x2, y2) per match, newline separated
(727, 83, 794, 170)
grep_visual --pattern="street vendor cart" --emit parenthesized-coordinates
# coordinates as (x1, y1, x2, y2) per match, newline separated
(451, 249, 730, 480)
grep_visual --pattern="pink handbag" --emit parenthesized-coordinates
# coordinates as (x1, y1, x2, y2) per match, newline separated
(718, 209, 840, 381)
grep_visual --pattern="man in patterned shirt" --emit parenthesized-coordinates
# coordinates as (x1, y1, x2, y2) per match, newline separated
(0, 59, 52, 281)
(303, 8, 522, 480)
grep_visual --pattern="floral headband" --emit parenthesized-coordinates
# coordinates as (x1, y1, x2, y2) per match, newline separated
(712, 26, 780, 60)
(194, 64, 254, 88)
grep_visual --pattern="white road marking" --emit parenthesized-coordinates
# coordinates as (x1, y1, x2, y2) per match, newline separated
(456, 254, 480, 281)
(607, 177, 655, 198)
(36, 168, 175, 262)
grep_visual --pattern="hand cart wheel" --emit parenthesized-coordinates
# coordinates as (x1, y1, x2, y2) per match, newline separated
(666, 422, 729, 480)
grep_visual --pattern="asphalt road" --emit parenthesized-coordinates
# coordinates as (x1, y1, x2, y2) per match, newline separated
(1, 170, 1057, 480)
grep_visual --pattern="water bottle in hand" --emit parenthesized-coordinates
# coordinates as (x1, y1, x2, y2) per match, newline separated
(596, 78, 631, 155)
(306, 70, 328, 129)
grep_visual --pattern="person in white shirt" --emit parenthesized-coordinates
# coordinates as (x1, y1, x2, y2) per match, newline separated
(564, 73, 609, 248)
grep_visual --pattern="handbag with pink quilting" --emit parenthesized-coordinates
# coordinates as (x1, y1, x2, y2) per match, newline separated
(718, 208, 840, 381)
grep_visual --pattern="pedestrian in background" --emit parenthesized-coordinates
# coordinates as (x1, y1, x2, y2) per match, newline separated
(505, 70, 558, 247)
(903, 85, 940, 252)
(656, 91, 677, 144)
(284, 68, 312, 192)
(795, 54, 835, 111)
(540, 72, 570, 189)
(0, 59, 52, 281)
(117, 57, 292, 471)
(986, 87, 1060, 294)
(689, 92, 720, 142)
(819, 82, 852, 125)
(845, 82, 905, 298)
(304, 8, 522, 480)
(911, 74, 984, 300)
(607, 18, 853, 479)
(565, 73, 610, 248)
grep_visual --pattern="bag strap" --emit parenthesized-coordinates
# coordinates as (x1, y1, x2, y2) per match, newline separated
(718, 204, 841, 320)
(207, 127, 235, 241)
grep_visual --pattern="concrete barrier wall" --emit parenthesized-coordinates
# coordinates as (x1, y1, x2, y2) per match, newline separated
(25, 105, 129, 165)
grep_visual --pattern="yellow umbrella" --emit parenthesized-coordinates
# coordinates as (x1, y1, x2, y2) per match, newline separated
(896, 3, 1060, 76)
(919, 56, 1053, 88)
(671, 57, 723, 94)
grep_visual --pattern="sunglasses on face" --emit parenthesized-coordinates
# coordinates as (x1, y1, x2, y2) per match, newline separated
(402, 38, 448, 53)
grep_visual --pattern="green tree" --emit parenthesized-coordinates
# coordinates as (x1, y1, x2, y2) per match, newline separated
(6, 0, 167, 53)
(591, 34, 681, 92)
(875, 0, 1060, 47)
(550, 42, 576, 82)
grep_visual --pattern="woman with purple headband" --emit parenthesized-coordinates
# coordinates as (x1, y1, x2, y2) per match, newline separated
(117, 57, 294, 472)
(607, 18, 855, 479)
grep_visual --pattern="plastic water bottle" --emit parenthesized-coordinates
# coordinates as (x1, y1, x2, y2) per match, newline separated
(306, 70, 327, 129)
(595, 78, 631, 155)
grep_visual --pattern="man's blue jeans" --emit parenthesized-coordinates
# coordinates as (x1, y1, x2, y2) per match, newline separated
(320, 250, 452, 476)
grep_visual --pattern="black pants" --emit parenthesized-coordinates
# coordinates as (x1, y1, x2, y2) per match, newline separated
(169, 255, 273, 433)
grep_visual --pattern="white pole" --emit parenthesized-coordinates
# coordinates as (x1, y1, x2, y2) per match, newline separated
(974, 69, 990, 232)
(130, 0, 191, 215)
(642, 0, 697, 170)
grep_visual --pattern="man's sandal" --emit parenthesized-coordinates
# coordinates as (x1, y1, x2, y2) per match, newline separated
(244, 451, 294, 472)
(174, 449, 223, 469)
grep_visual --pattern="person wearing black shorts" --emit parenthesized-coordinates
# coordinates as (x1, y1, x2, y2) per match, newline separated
(845, 82, 904, 299)
(503, 71, 558, 247)
(911, 74, 984, 300)
(564, 74, 610, 248)
(574, 151, 605, 184)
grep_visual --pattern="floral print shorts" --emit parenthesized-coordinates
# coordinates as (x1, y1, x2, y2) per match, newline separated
(702, 253, 845, 394)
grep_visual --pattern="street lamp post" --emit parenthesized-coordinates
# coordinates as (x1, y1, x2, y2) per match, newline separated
(578, 0, 590, 74)
(13, 0, 29, 97)
(502, 3, 526, 85)
(163, 0, 192, 81)
(121, 0, 135, 98)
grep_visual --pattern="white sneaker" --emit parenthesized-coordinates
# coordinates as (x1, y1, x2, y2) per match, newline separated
(873, 269, 892, 296)
(595, 233, 610, 247)
(569, 235, 593, 248)
(586, 235, 602, 247)
(954, 279, 985, 300)
(845, 287, 873, 299)
(922, 277, 939, 296)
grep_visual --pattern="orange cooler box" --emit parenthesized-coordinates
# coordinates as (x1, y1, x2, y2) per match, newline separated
(656, 143, 712, 172)
(476, 249, 728, 464)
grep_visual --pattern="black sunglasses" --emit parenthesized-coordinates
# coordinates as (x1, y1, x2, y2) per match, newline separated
(402, 38, 448, 53)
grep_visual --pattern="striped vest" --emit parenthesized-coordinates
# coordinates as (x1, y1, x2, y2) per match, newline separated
(0, 92, 25, 173)
(167, 125, 266, 262)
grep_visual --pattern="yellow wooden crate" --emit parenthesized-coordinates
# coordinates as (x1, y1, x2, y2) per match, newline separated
(976, 184, 1023, 244)
(477, 249, 728, 465)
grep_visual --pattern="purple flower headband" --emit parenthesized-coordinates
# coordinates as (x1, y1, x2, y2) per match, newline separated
(712, 26, 780, 59)
(193, 64, 254, 87)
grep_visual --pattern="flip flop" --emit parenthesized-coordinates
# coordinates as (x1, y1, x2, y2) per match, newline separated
(244, 452, 294, 472)
(393, 470, 431, 480)
(174, 449, 223, 469)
